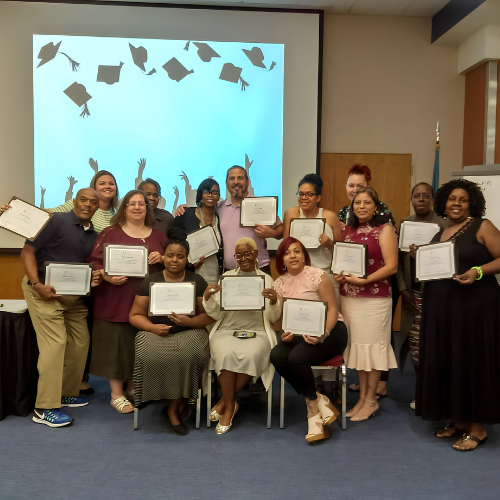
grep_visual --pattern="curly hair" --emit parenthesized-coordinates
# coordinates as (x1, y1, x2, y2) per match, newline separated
(347, 187, 390, 229)
(433, 179, 485, 218)
(298, 173, 323, 195)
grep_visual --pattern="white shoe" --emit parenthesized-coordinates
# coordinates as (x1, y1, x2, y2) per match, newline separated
(410, 400, 415, 410)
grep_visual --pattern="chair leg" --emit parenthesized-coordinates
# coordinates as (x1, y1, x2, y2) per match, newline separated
(341, 365, 347, 430)
(133, 407, 138, 430)
(207, 370, 212, 428)
(280, 377, 285, 429)
(196, 387, 201, 429)
(267, 382, 272, 429)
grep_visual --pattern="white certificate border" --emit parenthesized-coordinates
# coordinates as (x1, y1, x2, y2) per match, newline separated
(331, 241, 368, 278)
(148, 281, 196, 316)
(0, 196, 53, 241)
(103, 243, 149, 277)
(289, 218, 326, 249)
(399, 221, 441, 252)
(187, 225, 220, 264)
(44, 261, 93, 296)
(415, 240, 457, 282)
(239, 196, 278, 227)
(220, 275, 266, 311)
(282, 297, 327, 337)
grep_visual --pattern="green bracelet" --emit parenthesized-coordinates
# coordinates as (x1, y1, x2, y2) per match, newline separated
(471, 266, 483, 280)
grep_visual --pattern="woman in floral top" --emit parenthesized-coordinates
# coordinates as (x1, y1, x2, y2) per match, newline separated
(334, 187, 398, 422)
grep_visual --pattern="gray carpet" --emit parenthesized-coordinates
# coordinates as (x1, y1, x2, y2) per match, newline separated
(1, 369, 499, 500)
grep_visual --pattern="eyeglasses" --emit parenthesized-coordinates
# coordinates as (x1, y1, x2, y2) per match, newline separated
(234, 251, 255, 261)
(127, 202, 147, 208)
(203, 190, 220, 197)
(296, 192, 317, 199)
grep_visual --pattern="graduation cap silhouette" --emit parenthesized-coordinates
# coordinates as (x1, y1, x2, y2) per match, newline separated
(162, 58, 194, 82)
(97, 62, 124, 85)
(242, 47, 277, 71)
(219, 63, 249, 91)
(37, 41, 80, 71)
(129, 43, 156, 75)
(184, 41, 220, 62)
(64, 82, 91, 118)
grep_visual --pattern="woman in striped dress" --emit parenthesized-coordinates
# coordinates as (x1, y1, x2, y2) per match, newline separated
(49, 170, 119, 234)
(129, 227, 213, 436)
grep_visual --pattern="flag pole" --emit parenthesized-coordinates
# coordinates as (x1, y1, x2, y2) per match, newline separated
(432, 122, 440, 191)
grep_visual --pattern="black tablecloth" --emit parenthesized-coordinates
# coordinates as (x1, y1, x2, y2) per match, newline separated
(0, 309, 38, 420)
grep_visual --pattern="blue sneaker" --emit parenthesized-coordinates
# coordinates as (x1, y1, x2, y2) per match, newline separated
(33, 408, 73, 427)
(61, 396, 89, 407)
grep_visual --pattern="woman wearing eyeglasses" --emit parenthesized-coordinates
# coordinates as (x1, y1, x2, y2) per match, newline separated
(86, 190, 167, 414)
(283, 174, 342, 277)
(172, 178, 223, 284)
(202, 237, 281, 434)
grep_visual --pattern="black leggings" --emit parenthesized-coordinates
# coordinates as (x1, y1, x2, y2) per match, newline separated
(270, 321, 348, 400)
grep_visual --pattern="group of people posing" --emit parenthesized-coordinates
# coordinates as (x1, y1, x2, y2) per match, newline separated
(1, 163, 499, 451)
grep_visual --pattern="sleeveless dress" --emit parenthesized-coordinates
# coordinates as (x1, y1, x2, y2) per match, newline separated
(416, 218, 500, 424)
(298, 208, 333, 274)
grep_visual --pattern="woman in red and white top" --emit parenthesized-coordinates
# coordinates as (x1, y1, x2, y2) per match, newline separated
(335, 187, 398, 422)
(271, 237, 348, 443)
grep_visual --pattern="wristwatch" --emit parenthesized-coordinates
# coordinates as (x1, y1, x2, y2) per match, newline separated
(31, 281, 41, 288)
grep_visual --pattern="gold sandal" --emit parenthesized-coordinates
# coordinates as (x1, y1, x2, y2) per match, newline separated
(215, 402, 239, 435)
(110, 396, 134, 414)
(209, 398, 224, 422)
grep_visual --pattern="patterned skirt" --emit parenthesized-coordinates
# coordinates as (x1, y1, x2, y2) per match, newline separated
(409, 295, 423, 367)
(133, 329, 209, 405)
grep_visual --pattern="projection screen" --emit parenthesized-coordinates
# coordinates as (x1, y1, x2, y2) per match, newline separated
(0, 1, 322, 249)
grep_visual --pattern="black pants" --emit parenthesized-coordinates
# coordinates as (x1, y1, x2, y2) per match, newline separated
(270, 321, 348, 400)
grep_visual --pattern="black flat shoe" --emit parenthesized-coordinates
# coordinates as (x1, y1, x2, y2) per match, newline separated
(162, 405, 188, 436)
(348, 384, 360, 393)
(80, 387, 94, 395)
(376, 393, 387, 400)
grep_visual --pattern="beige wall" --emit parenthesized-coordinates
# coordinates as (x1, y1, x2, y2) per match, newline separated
(321, 14, 465, 186)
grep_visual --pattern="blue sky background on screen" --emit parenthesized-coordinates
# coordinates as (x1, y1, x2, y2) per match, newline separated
(33, 35, 284, 214)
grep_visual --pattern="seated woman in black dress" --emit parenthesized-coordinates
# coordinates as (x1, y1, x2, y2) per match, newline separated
(416, 179, 500, 451)
(129, 227, 214, 436)
(172, 178, 223, 284)
(270, 237, 348, 443)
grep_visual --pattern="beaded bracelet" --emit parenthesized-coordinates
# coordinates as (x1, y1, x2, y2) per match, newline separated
(471, 266, 483, 280)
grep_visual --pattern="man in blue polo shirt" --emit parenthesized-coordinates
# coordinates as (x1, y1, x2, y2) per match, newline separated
(20, 188, 102, 427)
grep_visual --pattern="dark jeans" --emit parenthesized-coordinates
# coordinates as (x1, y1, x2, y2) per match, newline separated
(270, 321, 348, 400)
(82, 296, 93, 383)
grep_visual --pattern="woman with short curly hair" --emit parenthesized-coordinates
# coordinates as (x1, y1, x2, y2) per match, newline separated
(416, 179, 500, 451)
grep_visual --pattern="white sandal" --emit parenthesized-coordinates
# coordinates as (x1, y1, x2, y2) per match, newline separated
(110, 396, 134, 414)
(305, 412, 330, 443)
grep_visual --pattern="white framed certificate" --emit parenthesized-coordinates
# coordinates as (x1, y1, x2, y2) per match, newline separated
(187, 226, 220, 264)
(399, 221, 440, 252)
(282, 298, 327, 337)
(240, 196, 278, 227)
(290, 218, 326, 249)
(149, 282, 196, 316)
(331, 242, 368, 278)
(416, 241, 457, 282)
(44, 261, 93, 296)
(104, 244, 149, 277)
(220, 275, 265, 311)
(0, 196, 53, 241)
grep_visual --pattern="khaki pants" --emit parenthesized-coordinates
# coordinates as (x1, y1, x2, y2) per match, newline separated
(22, 276, 90, 409)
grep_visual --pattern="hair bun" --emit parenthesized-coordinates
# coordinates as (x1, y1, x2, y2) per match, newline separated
(301, 173, 323, 188)
(167, 226, 187, 241)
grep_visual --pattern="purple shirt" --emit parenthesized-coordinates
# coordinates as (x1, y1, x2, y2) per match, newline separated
(217, 198, 281, 270)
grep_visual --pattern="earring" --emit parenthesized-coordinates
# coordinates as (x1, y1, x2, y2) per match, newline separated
(283, 264, 286, 271)
(255, 258, 259, 270)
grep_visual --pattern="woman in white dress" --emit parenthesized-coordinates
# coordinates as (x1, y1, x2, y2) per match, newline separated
(203, 237, 281, 434)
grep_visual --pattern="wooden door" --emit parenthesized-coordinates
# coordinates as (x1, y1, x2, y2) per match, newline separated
(320, 153, 412, 228)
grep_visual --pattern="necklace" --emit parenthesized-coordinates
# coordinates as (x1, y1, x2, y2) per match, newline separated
(199, 207, 214, 227)
(445, 218, 474, 242)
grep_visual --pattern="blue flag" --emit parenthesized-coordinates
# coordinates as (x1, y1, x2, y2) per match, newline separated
(432, 146, 439, 191)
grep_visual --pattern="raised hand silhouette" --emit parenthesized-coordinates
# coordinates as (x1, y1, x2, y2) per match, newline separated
(40, 186, 46, 209)
(245, 154, 253, 172)
(172, 185, 180, 213)
(65, 176, 78, 202)
(89, 158, 99, 174)
(138, 158, 146, 177)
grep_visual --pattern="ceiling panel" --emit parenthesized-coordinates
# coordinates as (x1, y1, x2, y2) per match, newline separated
(403, 0, 451, 17)
(349, 0, 413, 15)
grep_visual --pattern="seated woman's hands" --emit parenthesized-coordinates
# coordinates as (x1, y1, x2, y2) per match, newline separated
(303, 334, 321, 345)
(150, 324, 171, 336)
(204, 283, 222, 301)
(262, 288, 277, 305)
(281, 331, 293, 343)
(148, 251, 163, 265)
(168, 312, 193, 327)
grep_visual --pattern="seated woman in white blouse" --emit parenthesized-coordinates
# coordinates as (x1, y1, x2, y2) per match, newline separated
(202, 237, 281, 435)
